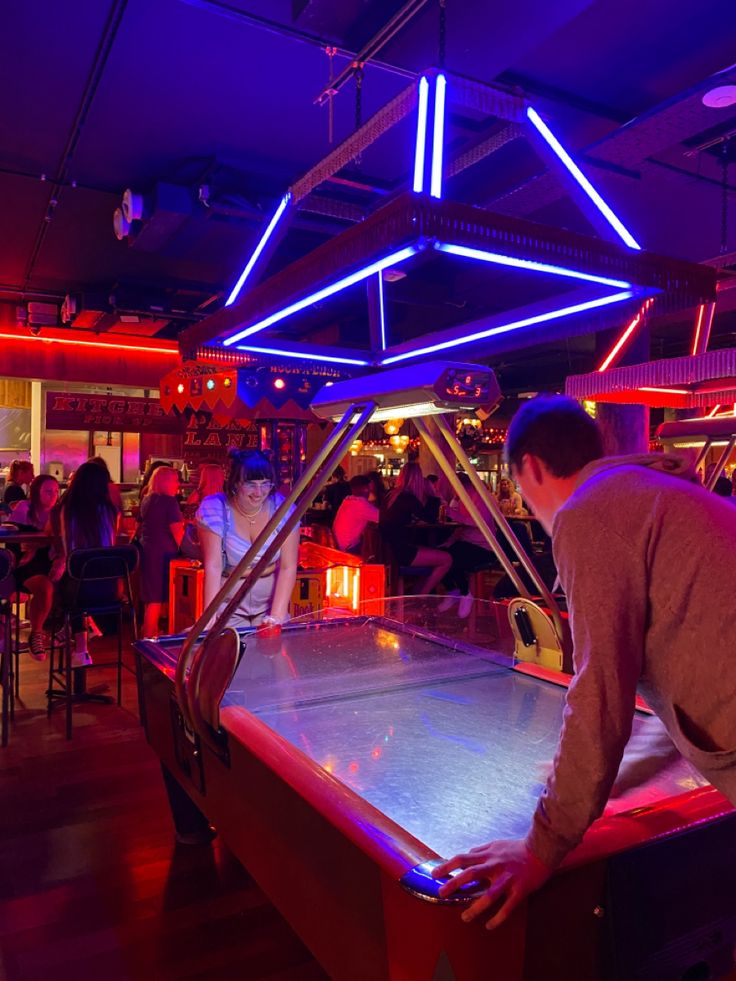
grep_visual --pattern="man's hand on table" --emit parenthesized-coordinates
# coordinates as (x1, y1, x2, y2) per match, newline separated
(432, 839, 552, 930)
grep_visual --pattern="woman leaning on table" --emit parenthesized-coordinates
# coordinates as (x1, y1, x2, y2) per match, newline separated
(195, 449, 299, 629)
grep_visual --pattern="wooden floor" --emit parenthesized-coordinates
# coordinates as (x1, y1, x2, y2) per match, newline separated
(0, 632, 328, 981)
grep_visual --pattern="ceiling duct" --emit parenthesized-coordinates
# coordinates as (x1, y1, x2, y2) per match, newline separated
(26, 301, 59, 326)
(61, 292, 114, 328)
(114, 182, 193, 252)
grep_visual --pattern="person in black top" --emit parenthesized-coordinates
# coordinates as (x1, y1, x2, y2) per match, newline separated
(366, 469, 387, 507)
(380, 462, 451, 594)
(3, 460, 34, 507)
(324, 466, 351, 513)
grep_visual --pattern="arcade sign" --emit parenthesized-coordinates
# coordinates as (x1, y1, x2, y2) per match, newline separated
(160, 361, 353, 423)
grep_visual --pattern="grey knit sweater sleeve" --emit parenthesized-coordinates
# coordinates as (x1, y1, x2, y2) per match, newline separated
(525, 508, 645, 869)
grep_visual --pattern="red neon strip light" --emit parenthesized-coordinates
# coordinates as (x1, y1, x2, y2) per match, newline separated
(706, 404, 722, 418)
(0, 332, 177, 355)
(639, 386, 689, 395)
(597, 298, 653, 372)
(690, 304, 705, 356)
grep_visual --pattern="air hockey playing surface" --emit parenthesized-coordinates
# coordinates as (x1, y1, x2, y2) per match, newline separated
(135, 600, 736, 981)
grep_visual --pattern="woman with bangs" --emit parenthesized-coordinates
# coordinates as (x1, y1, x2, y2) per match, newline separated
(379, 461, 451, 595)
(196, 449, 298, 629)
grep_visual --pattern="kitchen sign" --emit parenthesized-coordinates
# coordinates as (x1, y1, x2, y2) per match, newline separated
(45, 392, 184, 434)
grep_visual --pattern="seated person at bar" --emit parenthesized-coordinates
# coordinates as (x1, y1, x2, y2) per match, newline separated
(496, 475, 525, 515)
(439, 472, 497, 617)
(434, 395, 736, 928)
(379, 462, 451, 594)
(196, 449, 298, 628)
(332, 474, 379, 555)
(366, 469, 387, 507)
(87, 456, 123, 513)
(3, 460, 34, 507)
(48, 461, 120, 668)
(139, 466, 184, 637)
(324, 465, 351, 515)
(12, 474, 59, 660)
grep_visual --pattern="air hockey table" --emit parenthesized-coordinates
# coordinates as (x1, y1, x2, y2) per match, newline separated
(134, 599, 736, 981)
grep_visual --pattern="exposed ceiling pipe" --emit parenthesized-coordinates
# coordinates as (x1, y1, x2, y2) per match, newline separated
(177, 0, 415, 83)
(314, 0, 430, 106)
(21, 0, 129, 293)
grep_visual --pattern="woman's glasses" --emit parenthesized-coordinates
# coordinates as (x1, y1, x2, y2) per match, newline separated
(240, 480, 273, 492)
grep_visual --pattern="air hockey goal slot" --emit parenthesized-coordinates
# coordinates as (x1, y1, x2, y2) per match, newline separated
(508, 598, 572, 673)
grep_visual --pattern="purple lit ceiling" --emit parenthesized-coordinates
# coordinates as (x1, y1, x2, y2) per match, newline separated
(2, 0, 736, 390)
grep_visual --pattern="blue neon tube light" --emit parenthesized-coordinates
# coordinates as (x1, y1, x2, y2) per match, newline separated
(232, 344, 370, 367)
(526, 106, 641, 251)
(377, 272, 387, 350)
(225, 193, 292, 307)
(222, 244, 422, 346)
(380, 290, 634, 365)
(413, 77, 430, 193)
(430, 74, 447, 199)
(434, 242, 631, 288)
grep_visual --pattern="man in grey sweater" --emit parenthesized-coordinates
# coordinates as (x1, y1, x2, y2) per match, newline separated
(434, 395, 736, 927)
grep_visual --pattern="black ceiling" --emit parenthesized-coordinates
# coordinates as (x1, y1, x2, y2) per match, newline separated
(3, 0, 736, 383)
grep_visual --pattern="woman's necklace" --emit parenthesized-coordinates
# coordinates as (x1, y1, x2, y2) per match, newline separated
(235, 499, 266, 525)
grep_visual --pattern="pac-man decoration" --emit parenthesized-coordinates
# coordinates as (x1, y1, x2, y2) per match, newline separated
(160, 361, 352, 423)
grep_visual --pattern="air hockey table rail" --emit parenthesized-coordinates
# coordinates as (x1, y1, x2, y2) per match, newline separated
(135, 598, 736, 981)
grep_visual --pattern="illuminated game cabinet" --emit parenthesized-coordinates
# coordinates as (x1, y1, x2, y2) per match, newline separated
(167, 542, 385, 634)
(137, 361, 736, 979)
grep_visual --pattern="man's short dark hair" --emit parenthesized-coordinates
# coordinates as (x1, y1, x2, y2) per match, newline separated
(349, 474, 371, 494)
(506, 395, 604, 478)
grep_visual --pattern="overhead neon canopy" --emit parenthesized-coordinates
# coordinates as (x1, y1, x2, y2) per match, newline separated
(182, 71, 716, 370)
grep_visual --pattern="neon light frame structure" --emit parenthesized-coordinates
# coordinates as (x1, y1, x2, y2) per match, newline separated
(222, 244, 421, 347)
(434, 242, 632, 289)
(213, 73, 660, 367)
(377, 272, 387, 350)
(597, 297, 654, 372)
(379, 290, 635, 365)
(430, 74, 447, 199)
(225, 192, 292, 307)
(231, 344, 370, 367)
(691, 303, 706, 356)
(412, 77, 430, 193)
(526, 106, 641, 251)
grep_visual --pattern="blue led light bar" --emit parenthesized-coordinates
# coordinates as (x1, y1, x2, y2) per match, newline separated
(377, 272, 387, 350)
(225, 192, 292, 307)
(222, 244, 422, 347)
(380, 290, 634, 365)
(233, 344, 370, 367)
(434, 242, 631, 288)
(430, 74, 447, 199)
(526, 107, 641, 251)
(413, 76, 430, 193)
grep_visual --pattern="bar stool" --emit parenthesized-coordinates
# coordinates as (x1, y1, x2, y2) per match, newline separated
(47, 545, 139, 739)
(0, 550, 15, 747)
